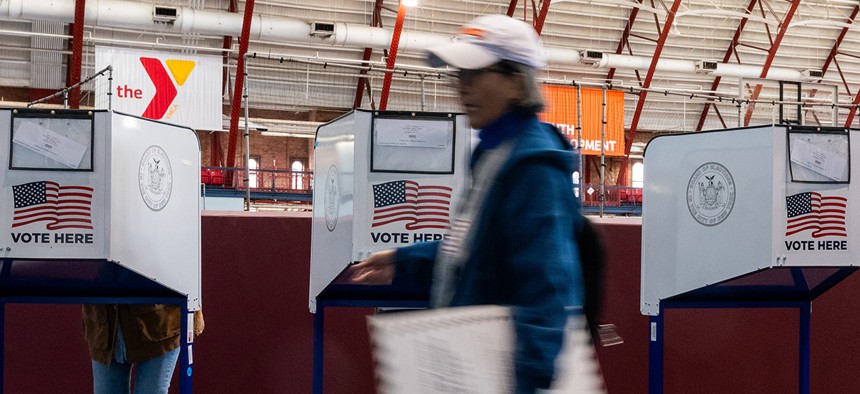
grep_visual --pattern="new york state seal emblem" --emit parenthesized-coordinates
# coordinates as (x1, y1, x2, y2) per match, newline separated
(687, 162, 735, 226)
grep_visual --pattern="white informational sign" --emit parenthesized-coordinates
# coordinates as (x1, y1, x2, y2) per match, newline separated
(376, 119, 449, 148)
(371, 117, 456, 173)
(95, 47, 221, 130)
(13, 120, 87, 168)
(790, 138, 848, 181)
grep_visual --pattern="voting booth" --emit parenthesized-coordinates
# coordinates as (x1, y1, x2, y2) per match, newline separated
(642, 124, 859, 393)
(0, 109, 201, 392)
(309, 109, 470, 393)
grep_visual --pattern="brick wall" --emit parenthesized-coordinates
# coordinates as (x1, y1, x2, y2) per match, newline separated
(197, 131, 313, 172)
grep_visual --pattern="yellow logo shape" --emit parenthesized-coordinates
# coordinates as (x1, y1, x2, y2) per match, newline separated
(165, 59, 196, 86)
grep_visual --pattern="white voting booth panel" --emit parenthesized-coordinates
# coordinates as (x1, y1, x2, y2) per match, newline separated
(0, 109, 201, 310)
(641, 125, 858, 315)
(309, 110, 470, 313)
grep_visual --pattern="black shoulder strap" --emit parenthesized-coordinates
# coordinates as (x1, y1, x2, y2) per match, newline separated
(576, 215, 605, 340)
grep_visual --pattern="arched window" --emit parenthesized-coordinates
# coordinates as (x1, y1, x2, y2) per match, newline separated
(291, 161, 304, 190)
(632, 162, 644, 188)
(248, 158, 258, 188)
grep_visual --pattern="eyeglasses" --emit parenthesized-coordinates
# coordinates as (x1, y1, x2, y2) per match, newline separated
(450, 64, 515, 86)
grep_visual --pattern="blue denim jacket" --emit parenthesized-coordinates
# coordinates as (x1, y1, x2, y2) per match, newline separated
(394, 110, 585, 393)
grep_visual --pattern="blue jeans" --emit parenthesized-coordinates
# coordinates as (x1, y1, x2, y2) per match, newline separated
(91, 328, 180, 394)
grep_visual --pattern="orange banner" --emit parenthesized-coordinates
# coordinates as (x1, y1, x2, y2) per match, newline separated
(540, 85, 626, 156)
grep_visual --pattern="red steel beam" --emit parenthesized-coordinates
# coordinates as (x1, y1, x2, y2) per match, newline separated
(835, 58, 852, 96)
(606, 0, 644, 82)
(713, 104, 727, 129)
(846, 53, 860, 125)
(759, 0, 800, 75)
(225, 0, 255, 183)
(379, 3, 407, 110)
(821, 4, 860, 75)
(505, 0, 549, 31)
(650, 3, 662, 35)
(506, 0, 519, 17)
(533, 0, 552, 35)
(214, 0, 239, 168)
(695, 0, 758, 131)
(221, 0, 238, 97)
(743, 0, 801, 127)
(615, 0, 683, 186)
(846, 91, 860, 127)
(68, 0, 86, 108)
(353, 0, 384, 109)
(736, 42, 769, 52)
(803, 4, 859, 118)
(352, 50, 373, 109)
(758, 1, 774, 47)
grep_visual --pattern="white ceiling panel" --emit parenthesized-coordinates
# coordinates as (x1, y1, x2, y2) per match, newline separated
(0, 0, 857, 135)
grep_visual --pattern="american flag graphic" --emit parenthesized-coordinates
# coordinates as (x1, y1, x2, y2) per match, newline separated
(12, 181, 94, 230)
(372, 180, 452, 230)
(786, 191, 847, 238)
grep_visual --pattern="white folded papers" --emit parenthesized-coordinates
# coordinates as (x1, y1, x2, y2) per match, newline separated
(367, 305, 605, 394)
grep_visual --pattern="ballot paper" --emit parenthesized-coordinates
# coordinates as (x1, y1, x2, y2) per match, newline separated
(12, 119, 88, 169)
(367, 305, 605, 394)
(790, 138, 848, 181)
(787, 132, 850, 183)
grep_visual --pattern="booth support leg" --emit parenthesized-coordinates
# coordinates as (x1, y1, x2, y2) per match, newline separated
(799, 302, 810, 394)
(178, 308, 193, 394)
(313, 303, 325, 394)
(0, 300, 4, 393)
(649, 312, 664, 394)
(0, 262, 6, 393)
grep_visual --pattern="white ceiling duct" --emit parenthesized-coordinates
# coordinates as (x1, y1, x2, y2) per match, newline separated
(594, 53, 806, 81)
(545, 47, 582, 65)
(0, 0, 446, 50)
(713, 63, 803, 81)
(596, 53, 697, 74)
(0, 0, 816, 82)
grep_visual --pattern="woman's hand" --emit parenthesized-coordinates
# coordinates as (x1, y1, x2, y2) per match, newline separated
(346, 249, 396, 285)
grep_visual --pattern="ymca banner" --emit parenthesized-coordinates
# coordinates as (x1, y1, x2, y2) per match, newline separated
(95, 47, 221, 130)
(540, 85, 626, 156)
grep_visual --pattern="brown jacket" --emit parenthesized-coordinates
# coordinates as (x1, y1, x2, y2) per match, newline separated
(82, 304, 204, 365)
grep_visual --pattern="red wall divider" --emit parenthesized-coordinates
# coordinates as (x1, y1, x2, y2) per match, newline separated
(5, 214, 860, 393)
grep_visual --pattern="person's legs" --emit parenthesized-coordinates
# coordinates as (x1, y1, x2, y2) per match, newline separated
(92, 323, 133, 394)
(132, 347, 180, 394)
(92, 360, 132, 394)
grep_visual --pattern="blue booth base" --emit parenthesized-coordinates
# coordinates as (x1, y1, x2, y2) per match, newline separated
(312, 266, 430, 394)
(649, 266, 858, 394)
(0, 258, 195, 393)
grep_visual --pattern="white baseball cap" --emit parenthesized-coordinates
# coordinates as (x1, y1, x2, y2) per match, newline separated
(426, 14, 548, 70)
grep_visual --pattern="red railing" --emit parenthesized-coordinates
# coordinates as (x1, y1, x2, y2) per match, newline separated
(202, 166, 314, 194)
(580, 185, 643, 207)
(202, 168, 642, 211)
